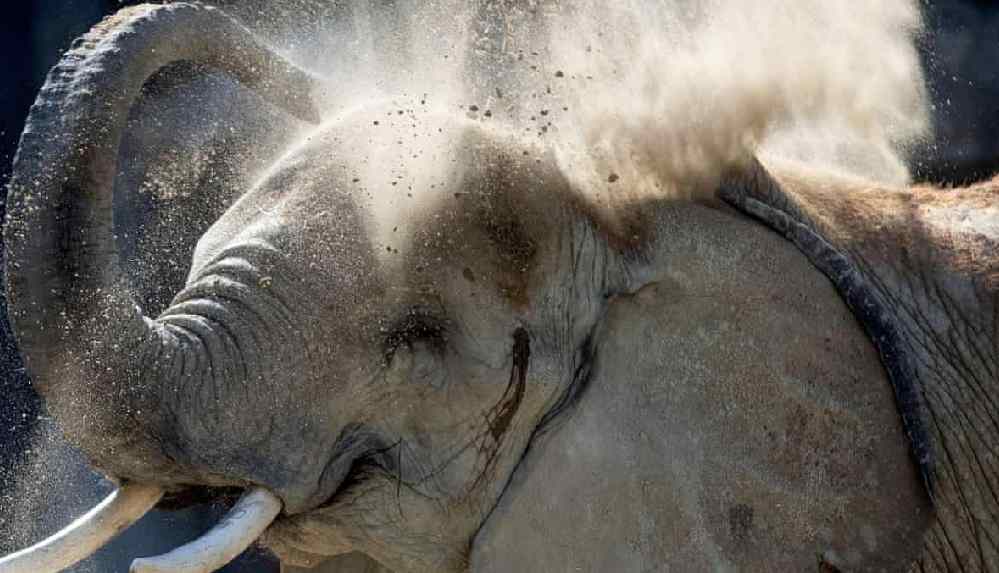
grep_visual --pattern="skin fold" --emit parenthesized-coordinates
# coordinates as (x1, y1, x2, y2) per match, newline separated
(2, 4, 996, 572)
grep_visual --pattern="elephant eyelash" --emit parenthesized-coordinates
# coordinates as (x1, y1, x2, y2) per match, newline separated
(383, 309, 448, 359)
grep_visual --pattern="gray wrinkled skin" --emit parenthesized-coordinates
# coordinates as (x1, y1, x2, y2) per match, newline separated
(2, 4, 996, 573)
(721, 163, 999, 572)
(5, 60, 306, 573)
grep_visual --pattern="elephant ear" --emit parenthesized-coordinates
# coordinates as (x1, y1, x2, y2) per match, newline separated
(720, 159, 999, 569)
(115, 62, 310, 316)
(474, 195, 929, 571)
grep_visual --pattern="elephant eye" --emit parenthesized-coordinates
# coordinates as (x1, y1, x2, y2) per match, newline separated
(383, 308, 448, 359)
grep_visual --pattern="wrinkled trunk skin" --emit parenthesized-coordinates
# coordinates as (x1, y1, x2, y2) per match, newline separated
(722, 161, 999, 572)
(1, 5, 313, 572)
(3, 3, 318, 488)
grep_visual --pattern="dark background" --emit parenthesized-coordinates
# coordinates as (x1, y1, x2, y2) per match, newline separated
(913, 0, 999, 183)
(1, 0, 997, 570)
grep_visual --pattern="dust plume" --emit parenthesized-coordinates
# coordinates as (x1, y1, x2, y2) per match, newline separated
(279, 0, 929, 200)
(546, 0, 930, 198)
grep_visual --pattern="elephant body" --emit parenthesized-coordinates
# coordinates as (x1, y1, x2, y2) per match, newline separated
(1, 4, 997, 573)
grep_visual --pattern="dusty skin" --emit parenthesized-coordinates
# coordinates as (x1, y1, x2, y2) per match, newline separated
(1, 1, 996, 573)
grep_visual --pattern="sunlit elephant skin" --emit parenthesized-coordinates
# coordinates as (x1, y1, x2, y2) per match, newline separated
(471, 188, 932, 572)
(2, 3, 996, 573)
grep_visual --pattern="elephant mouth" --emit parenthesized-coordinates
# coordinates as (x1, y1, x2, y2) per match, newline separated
(255, 454, 398, 567)
(144, 424, 392, 515)
(156, 484, 246, 511)
(305, 424, 401, 509)
(130, 443, 395, 570)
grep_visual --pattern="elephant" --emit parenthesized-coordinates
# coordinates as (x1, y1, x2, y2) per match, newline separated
(0, 2, 996, 572)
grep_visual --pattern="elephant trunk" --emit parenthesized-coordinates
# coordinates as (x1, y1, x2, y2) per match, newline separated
(1, 3, 318, 566)
(4, 2, 317, 394)
(4, 2, 317, 461)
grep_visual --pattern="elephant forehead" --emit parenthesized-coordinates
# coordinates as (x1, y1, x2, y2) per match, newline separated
(193, 101, 586, 332)
(192, 107, 459, 276)
(271, 106, 562, 300)
(289, 104, 510, 260)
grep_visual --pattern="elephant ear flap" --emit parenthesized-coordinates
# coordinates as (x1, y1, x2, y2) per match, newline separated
(116, 62, 314, 316)
(719, 158, 999, 499)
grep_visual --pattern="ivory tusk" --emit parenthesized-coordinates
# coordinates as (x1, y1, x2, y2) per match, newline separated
(0, 483, 164, 573)
(130, 487, 282, 573)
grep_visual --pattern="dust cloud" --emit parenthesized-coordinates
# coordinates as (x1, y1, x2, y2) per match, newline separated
(277, 0, 929, 201)
(548, 0, 929, 196)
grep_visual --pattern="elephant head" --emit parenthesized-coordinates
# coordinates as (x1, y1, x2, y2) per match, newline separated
(2, 3, 997, 573)
(1, 3, 633, 571)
